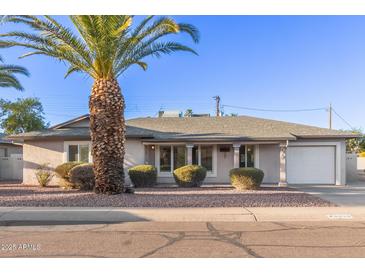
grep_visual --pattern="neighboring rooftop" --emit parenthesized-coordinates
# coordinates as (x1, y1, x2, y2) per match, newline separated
(0, 133, 22, 145)
(9, 114, 358, 141)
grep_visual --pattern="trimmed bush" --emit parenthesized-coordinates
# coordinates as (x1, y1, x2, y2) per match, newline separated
(55, 162, 82, 189)
(69, 163, 95, 190)
(128, 165, 157, 187)
(173, 165, 207, 187)
(229, 167, 264, 190)
(55, 162, 82, 180)
(35, 163, 53, 187)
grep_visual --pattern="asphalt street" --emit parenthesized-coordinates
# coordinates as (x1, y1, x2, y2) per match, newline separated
(1, 221, 365, 257)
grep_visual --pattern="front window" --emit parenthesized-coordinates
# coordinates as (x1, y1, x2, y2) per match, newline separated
(192, 146, 199, 165)
(200, 145, 213, 171)
(68, 145, 79, 161)
(158, 145, 215, 173)
(144, 145, 156, 165)
(173, 146, 186, 170)
(79, 145, 90, 163)
(247, 145, 255, 167)
(159, 146, 171, 172)
(239, 145, 255, 168)
(239, 146, 246, 168)
(67, 144, 90, 162)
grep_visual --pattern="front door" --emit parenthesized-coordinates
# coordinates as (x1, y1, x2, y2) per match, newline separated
(217, 145, 233, 183)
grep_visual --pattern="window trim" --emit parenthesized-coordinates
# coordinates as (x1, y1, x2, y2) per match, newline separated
(63, 141, 92, 163)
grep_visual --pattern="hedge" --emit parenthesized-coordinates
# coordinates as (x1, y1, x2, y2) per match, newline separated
(69, 163, 95, 190)
(229, 167, 264, 190)
(55, 162, 83, 180)
(128, 165, 157, 187)
(173, 165, 207, 187)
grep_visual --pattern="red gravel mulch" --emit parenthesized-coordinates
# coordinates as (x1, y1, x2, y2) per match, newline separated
(0, 183, 334, 207)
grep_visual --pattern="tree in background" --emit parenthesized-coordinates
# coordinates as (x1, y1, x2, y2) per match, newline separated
(341, 128, 365, 153)
(0, 16, 199, 194)
(184, 109, 193, 117)
(0, 55, 29, 90)
(0, 97, 49, 134)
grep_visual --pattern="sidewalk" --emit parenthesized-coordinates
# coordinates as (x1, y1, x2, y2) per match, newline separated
(1, 206, 365, 224)
(293, 181, 365, 207)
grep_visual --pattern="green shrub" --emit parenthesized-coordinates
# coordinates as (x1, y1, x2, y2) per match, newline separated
(35, 163, 53, 187)
(173, 165, 207, 187)
(69, 163, 95, 190)
(55, 162, 82, 189)
(128, 165, 157, 187)
(55, 162, 82, 180)
(229, 167, 264, 190)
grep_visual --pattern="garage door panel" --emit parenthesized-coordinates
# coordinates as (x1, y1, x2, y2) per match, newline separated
(287, 146, 335, 184)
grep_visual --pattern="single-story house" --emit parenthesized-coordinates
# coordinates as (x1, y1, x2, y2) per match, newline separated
(9, 114, 357, 186)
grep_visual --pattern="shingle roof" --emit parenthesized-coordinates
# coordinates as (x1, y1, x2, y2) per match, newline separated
(8, 114, 358, 141)
(126, 116, 357, 140)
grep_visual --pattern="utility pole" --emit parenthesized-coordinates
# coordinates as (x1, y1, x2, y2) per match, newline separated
(213, 96, 221, 117)
(328, 103, 332, 129)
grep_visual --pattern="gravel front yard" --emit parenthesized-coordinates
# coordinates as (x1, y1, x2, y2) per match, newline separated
(0, 183, 333, 207)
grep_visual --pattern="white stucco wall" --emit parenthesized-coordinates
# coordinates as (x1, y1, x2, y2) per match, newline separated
(23, 140, 64, 185)
(346, 153, 358, 182)
(258, 144, 280, 183)
(124, 139, 145, 185)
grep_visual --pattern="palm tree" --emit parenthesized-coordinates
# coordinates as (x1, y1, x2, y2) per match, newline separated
(0, 55, 29, 90)
(0, 16, 199, 194)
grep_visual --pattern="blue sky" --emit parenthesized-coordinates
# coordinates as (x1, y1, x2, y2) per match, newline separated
(1, 16, 365, 130)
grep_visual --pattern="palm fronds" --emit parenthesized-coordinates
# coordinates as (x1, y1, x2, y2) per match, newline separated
(0, 15, 199, 80)
(0, 56, 29, 90)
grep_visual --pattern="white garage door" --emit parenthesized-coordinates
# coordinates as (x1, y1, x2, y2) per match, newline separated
(287, 146, 335, 184)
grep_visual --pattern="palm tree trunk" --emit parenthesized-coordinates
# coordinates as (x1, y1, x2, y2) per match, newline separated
(89, 78, 125, 194)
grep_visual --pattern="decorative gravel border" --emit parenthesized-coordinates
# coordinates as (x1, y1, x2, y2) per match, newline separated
(0, 183, 334, 207)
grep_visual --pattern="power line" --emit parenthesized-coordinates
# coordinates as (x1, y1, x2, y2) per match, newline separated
(222, 104, 327, 113)
(331, 108, 354, 130)
(223, 103, 356, 130)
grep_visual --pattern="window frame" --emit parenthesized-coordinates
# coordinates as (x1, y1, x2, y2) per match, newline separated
(239, 144, 256, 168)
(155, 144, 217, 177)
(64, 141, 92, 163)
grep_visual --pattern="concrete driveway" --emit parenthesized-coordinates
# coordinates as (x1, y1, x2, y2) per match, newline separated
(293, 181, 365, 206)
